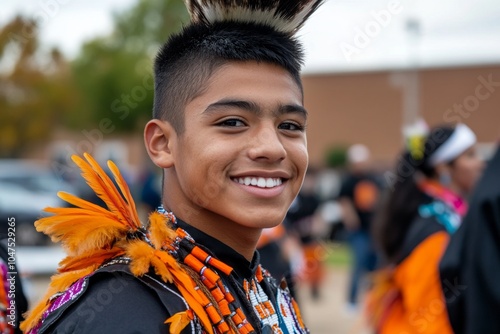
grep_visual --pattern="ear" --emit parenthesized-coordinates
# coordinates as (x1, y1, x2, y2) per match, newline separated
(144, 119, 177, 168)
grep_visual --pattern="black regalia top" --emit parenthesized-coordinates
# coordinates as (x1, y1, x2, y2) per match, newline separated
(31, 219, 307, 334)
(440, 146, 500, 334)
(20, 154, 308, 334)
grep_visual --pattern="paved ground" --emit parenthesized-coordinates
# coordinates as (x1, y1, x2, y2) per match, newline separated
(26, 266, 372, 334)
(296, 267, 372, 334)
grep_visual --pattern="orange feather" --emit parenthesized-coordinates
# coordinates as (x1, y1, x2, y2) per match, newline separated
(127, 240, 158, 277)
(57, 191, 114, 216)
(22, 153, 148, 332)
(71, 155, 124, 217)
(149, 212, 177, 249)
(35, 214, 127, 255)
(21, 288, 55, 332)
(108, 160, 141, 227)
(165, 310, 194, 334)
(22, 153, 221, 334)
(172, 277, 214, 334)
(71, 154, 133, 228)
(58, 248, 125, 272)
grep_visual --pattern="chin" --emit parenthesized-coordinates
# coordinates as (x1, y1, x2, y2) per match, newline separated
(231, 213, 282, 229)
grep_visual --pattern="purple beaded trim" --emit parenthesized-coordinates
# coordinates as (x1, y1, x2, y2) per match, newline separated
(27, 275, 90, 334)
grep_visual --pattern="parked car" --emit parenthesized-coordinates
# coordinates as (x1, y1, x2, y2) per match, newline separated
(0, 160, 78, 246)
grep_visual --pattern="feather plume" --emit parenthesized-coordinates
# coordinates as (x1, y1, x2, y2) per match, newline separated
(149, 211, 177, 249)
(22, 266, 98, 331)
(21, 288, 55, 332)
(50, 267, 97, 294)
(154, 250, 214, 334)
(58, 248, 125, 272)
(165, 310, 194, 334)
(184, 0, 323, 34)
(170, 274, 214, 334)
(71, 153, 141, 229)
(127, 240, 159, 276)
(34, 153, 143, 256)
(108, 160, 141, 226)
(57, 191, 114, 217)
(127, 241, 176, 283)
(23, 154, 227, 334)
(35, 209, 128, 255)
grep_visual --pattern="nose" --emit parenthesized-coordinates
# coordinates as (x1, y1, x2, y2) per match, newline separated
(247, 124, 286, 162)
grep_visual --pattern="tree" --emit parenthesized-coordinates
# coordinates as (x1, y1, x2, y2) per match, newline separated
(0, 16, 78, 158)
(69, 0, 188, 133)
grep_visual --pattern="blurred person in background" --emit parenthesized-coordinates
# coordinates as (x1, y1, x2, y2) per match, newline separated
(256, 224, 299, 299)
(367, 122, 484, 334)
(440, 145, 500, 334)
(339, 144, 381, 312)
(285, 167, 324, 301)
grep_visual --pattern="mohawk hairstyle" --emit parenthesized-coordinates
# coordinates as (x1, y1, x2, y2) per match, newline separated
(185, 0, 323, 34)
(153, 0, 323, 133)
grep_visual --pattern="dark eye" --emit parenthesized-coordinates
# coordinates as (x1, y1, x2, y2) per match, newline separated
(217, 119, 246, 127)
(278, 122, 304, 131)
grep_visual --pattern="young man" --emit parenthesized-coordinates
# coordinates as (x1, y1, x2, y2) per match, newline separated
(22, 1, 322, 333)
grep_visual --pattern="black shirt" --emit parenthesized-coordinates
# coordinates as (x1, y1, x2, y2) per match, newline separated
(339, 173, 381, 231)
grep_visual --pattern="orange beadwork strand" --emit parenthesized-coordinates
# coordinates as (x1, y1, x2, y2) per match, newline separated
(164, 223, 256, 334)
(158, 209, 303, 333)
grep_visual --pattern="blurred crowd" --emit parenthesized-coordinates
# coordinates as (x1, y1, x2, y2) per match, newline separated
(253, 120, 500, 334)
(1, 120, 500, 334)
(237, 120, 500, 334)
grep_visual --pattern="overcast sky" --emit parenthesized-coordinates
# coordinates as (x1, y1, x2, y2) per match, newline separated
(2, 0, 500, 73)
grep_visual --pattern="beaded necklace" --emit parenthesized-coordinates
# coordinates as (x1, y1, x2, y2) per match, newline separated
(157, 207, 307, 334)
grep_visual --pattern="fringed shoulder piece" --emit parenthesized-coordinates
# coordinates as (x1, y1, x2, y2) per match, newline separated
(20, 154, 209, 334)
(184, 0, 323, 34)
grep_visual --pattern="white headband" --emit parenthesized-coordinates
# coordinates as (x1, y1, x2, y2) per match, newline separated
(428, 123, 477, 166)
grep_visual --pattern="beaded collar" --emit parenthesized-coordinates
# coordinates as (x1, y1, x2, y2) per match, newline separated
(157, 207, 308, 334)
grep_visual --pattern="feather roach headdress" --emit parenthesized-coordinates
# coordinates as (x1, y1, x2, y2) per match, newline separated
(184, 0, 323, 35)
(153, 0, 324, 124)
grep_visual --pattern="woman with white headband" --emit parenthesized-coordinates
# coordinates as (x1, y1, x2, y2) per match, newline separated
(366, 122, 484, 334)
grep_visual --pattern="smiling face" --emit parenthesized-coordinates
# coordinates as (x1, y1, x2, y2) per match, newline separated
(145, 61, 308, 252)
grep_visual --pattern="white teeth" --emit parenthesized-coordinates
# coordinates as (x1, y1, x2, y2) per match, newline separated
(234, 177, 283, 188)
(257, 178, 266, 187)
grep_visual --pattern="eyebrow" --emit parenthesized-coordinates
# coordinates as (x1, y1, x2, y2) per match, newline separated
(203, 98, 308, 118)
